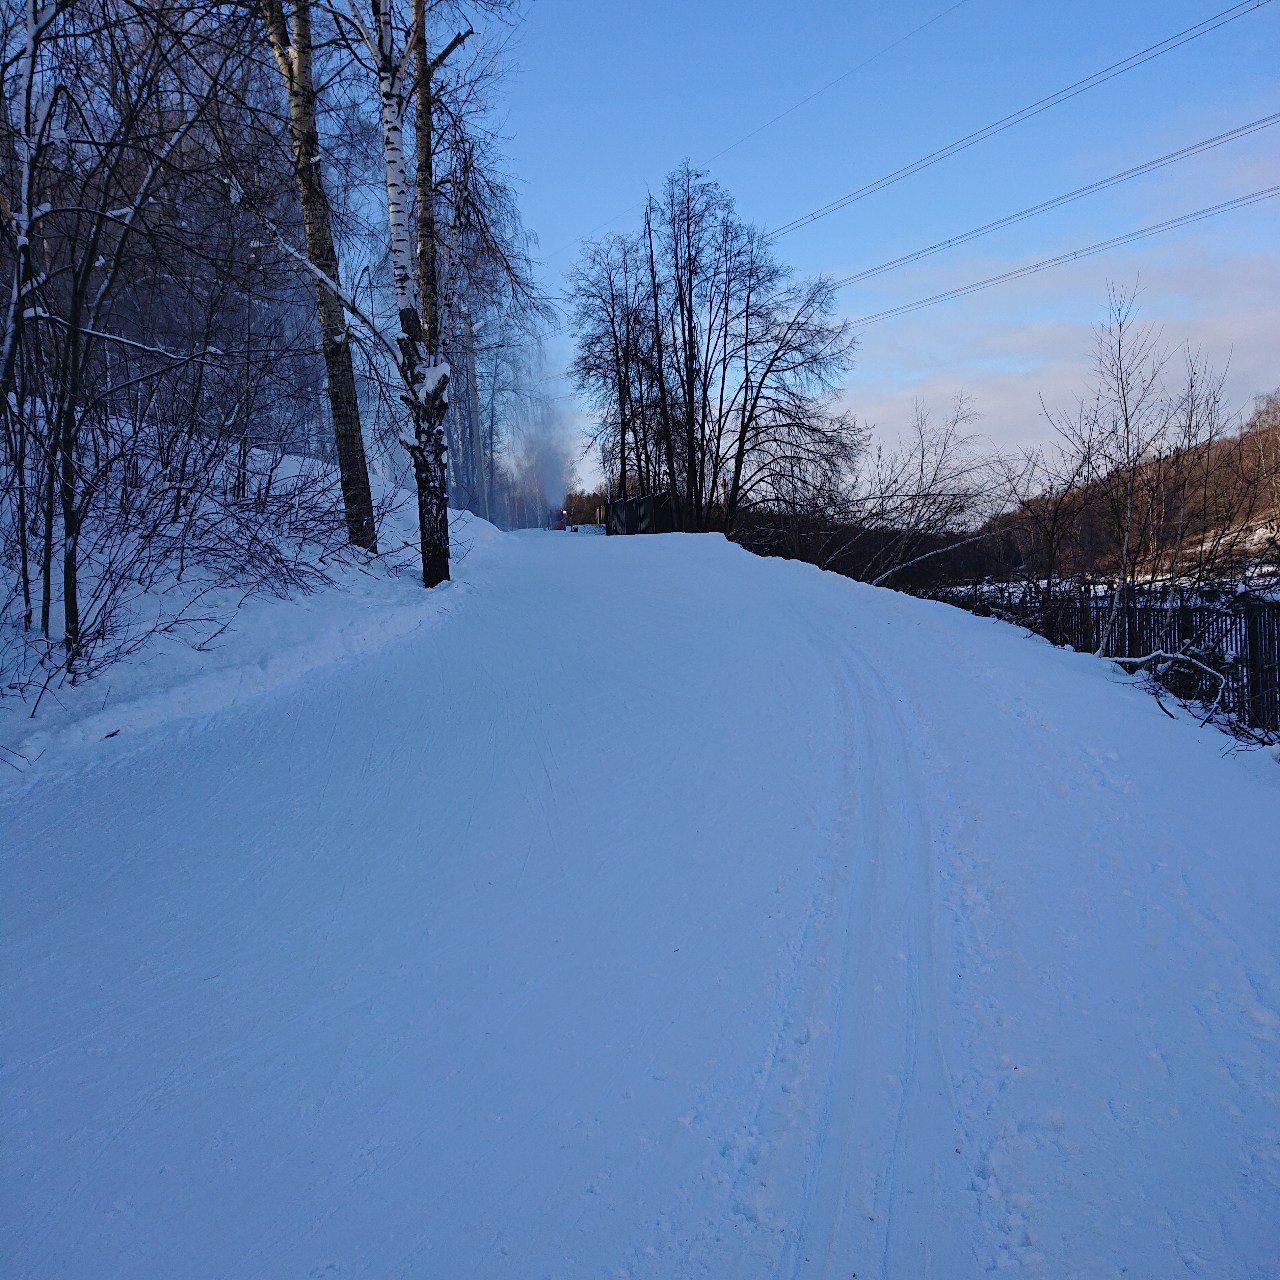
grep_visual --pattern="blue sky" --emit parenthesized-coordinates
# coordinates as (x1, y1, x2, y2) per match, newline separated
(481, 0, 1279, 463)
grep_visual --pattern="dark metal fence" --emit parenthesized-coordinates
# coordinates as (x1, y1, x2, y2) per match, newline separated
(605, 491, 679, 536)
(933, 585, 1280, 732)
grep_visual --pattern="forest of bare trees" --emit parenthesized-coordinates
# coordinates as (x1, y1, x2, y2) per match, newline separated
(824, 296, 1280, 608)
(0, 0, 556, 699)
(572, 222, 1277, 611)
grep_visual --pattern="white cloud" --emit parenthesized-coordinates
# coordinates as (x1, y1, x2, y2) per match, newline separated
(843, 236, 1280, 453)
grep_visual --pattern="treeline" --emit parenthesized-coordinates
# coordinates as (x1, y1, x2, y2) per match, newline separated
(570, 197, 1278, 606)
(990, 324, 1279, 605)
(760, 299, 1280, 606)
(0, 0, 547, 698)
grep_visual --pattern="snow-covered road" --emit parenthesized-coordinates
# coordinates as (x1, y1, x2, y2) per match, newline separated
(4, 527, 1278, 1278)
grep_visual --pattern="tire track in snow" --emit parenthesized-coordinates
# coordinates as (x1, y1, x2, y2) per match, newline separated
(667, 612, 856, 1279)
(786, 626, 973, 1280)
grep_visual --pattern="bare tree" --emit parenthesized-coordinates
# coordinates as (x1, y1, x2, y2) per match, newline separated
(259, 0, 378, 551)
(569, 164, 858, 534)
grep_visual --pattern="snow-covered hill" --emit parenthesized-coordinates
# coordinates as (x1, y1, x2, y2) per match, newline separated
(3, 523, 1278, 1279)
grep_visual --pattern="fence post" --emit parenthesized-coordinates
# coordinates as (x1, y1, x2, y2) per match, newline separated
(1244, 602, 1268, 730)
(1177, 600, 1192, 654)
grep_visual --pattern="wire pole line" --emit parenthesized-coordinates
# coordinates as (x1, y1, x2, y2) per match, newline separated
(767, 0, 1275, 241)
(850, 184, 1280, 327)
(705, 0, 976, 163)
(836, 111, 1280, 287)
(540, 0, 980, 263)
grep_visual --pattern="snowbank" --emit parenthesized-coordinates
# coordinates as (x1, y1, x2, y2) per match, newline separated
(1, 506, 504, 788)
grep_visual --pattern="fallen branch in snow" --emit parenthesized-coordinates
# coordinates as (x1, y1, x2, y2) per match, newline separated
(0, 741, 33, 770)
(1111, 649, 1227, 725)
(869, 526, 1000, 587)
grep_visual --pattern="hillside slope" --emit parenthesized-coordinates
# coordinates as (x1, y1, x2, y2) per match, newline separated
(3, 526, 1278, 1279)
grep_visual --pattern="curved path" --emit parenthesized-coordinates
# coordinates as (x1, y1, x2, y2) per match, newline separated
(4, 528, 1278, 1278)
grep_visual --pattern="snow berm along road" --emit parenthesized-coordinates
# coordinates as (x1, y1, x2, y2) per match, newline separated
(4, 517, 1278, 1278)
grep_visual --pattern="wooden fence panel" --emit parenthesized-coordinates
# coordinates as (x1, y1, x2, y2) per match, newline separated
(933, 587, 1280, 732)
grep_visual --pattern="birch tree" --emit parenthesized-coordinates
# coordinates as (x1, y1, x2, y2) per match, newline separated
(330, 0, 470, 586)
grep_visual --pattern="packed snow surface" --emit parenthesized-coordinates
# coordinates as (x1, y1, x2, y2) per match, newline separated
(4, 522, 1278, 1278)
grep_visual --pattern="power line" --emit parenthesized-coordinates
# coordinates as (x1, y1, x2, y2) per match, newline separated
(541, 0, 980, 262)
(705, 0, 976, 163)
(767, 0, 1275, 241)
(850, 184, 1280, 326)
(835, 111, 1280, 286)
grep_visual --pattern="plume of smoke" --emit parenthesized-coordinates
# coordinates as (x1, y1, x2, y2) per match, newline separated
(494, 392, 578, 528)
(527, 402, 575, 513)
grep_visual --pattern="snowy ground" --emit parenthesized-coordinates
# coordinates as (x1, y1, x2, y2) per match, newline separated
(3, 521, 1278, 1279)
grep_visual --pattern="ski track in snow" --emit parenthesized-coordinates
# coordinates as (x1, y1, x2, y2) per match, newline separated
(3, 528, 1278, 1279)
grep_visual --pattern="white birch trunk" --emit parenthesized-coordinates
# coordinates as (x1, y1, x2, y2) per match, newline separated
(365, 0, 449, 585)
(373, 2, 419, 342)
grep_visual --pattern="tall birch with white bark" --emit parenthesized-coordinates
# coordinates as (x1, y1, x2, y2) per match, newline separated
(338, 0, 468, 587)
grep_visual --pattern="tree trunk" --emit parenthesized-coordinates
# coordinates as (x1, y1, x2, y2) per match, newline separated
(39, 425, 55, 637)
(56, 397, 80, 667)
(261, 0, 377, 552)
(644, 206, 678, 506)
(405, 0, 466, 587)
